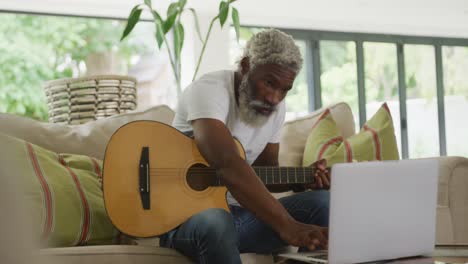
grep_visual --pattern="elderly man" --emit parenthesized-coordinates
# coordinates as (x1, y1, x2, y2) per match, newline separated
(159, 29, 330, 263)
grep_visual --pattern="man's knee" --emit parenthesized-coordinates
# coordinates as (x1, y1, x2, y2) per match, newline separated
(310, 190, 330, 225)
(308, 190, 330, 211)
(295, 190, 330, 226)
(193, 208, 237, 241)
(299, 189, 329, 204)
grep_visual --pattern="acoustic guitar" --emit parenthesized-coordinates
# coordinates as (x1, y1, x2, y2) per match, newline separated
(103, 120, 323, 238)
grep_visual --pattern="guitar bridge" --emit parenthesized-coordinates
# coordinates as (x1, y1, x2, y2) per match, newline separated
(139, 147, 150, 210)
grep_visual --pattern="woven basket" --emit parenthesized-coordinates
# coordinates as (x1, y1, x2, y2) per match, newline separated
(43, 75, 137, 125)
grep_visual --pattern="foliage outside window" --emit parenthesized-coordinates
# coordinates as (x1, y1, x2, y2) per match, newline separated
(0, 13, 150, 121)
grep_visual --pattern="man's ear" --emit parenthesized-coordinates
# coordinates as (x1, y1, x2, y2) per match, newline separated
(240, 57, 250, 75)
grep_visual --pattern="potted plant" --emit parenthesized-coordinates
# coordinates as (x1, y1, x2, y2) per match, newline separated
(121, 0, 241, 95)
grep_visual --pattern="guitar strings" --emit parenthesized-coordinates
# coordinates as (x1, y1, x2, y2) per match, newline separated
(147, 169, 318, 175)
(146, 172, 317, 180)
(147, 167, 319, 169)
(147, 168, 320, 172)
(135, 167, 323, 180)
(146, 168, 321, 177)
(146, 168, 321, 176)
(143, 173, 315, 184)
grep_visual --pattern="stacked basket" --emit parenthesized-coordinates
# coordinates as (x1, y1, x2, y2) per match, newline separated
(44, 75, 137, 125)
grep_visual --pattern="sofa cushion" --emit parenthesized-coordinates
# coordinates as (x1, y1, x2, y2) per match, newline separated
(39, 245, 274, 264)
(0, 132, 117, 247)
(435, 156, 468, 244)
(302, 103, 399, 166)
(279, 102, 355, 167)
(39, 245, 191, 264)
(0, 105, 174, 160)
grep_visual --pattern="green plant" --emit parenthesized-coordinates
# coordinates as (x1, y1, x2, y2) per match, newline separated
(120, 0, 241, 95)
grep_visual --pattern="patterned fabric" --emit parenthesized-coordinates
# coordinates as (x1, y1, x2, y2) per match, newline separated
(303, 103, 400, 167)
(0, 132, 117, 247)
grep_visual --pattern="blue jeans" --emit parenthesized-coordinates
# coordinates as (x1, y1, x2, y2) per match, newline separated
(159, 190, 330, 264)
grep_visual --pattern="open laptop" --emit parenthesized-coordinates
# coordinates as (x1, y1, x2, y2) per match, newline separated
(279, 159, 439, 264)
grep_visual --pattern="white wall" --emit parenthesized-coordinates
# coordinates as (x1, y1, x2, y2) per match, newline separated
(234, 0, 468, 38)
(2, 0, 467, 38)
(192, 12, 232, 79)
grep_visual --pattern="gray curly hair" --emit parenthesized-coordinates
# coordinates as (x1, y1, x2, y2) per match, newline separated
(240, 29, 303, 74)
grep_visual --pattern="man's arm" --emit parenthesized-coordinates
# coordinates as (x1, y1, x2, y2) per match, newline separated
(192, 118, 327, 249)
(252, 143, 291, 193)
(192, 119, 292, 226)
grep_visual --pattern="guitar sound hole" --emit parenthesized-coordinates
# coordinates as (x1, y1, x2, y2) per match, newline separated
(186, 164, 216, 191)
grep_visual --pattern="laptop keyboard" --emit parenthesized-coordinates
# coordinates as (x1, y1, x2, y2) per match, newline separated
(277, 251, 329, 263)
(307, 253, 328, 260)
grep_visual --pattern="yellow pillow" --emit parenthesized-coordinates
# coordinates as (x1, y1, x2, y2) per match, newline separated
(303, 103, 400, 167)
(0, 132, 118, 247)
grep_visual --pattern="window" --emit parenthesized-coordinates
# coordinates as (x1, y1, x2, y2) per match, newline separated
(443, 46, 468, 157)
(320, 41, 358, 126)
(405, 45, 439, 158)
(363, 42, 402, 154)
(0, 12, 177, 121)
(284, 40, 309, 120)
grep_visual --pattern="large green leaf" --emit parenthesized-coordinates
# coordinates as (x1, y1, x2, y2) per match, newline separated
(188, 8, 203, 43)
(178, 23, 185, 51)
(231, 7, 240, 42)
(144, 0, 152, 7)
(151, 9, 164, 23)
(152, 10, 165, 48)
(178, 0, 187, 10)
(174, 22, 185, 59)
(164, 12, 178, 34)
(218, 1, 229, 27)
(167, 2, 179, 17)
(155, 27, 164, 49)
(120, 5, 142, 41)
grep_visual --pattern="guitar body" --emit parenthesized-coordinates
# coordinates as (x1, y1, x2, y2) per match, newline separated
(103, 120, 245, 237)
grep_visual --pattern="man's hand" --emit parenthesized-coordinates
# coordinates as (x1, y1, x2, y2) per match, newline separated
(279, 220, 328, 250)
(307, 159, 330, 190)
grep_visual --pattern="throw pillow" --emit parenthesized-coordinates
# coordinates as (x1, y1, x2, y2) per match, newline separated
(279, 102, 355, 167)
(0, 132, 117, 247)
(302, 103, 400, 167)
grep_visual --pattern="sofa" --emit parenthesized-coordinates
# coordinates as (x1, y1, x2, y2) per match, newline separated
(0, 102, 467, 264)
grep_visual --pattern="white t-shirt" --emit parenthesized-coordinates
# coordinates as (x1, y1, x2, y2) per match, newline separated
(172, 70, 286, 205)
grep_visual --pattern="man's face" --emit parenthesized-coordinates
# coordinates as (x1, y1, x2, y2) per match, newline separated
(238, 63, 296, 127)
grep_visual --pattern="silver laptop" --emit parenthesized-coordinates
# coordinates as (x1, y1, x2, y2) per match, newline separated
(279, 159, 439, 264)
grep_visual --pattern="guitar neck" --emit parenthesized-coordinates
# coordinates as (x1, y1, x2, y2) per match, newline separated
(253, 166, 317, 185)
(211, 166, 329, 186)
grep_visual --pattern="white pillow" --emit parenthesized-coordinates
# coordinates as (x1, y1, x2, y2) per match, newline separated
(0, 105, 175, 160)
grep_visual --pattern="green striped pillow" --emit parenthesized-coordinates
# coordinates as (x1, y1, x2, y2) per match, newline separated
(303, 103, 400, 167)
(0, 132, 117, 247)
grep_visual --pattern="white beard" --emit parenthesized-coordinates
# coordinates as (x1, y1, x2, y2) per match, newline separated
(237, 72, 277, 127)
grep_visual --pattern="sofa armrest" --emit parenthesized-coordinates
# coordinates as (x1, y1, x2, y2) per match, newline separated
(435, 156, 468, 245)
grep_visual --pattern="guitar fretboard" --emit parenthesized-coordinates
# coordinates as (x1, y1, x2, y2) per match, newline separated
(254, 167, 316, 185)
(211, 166, 319, 186)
